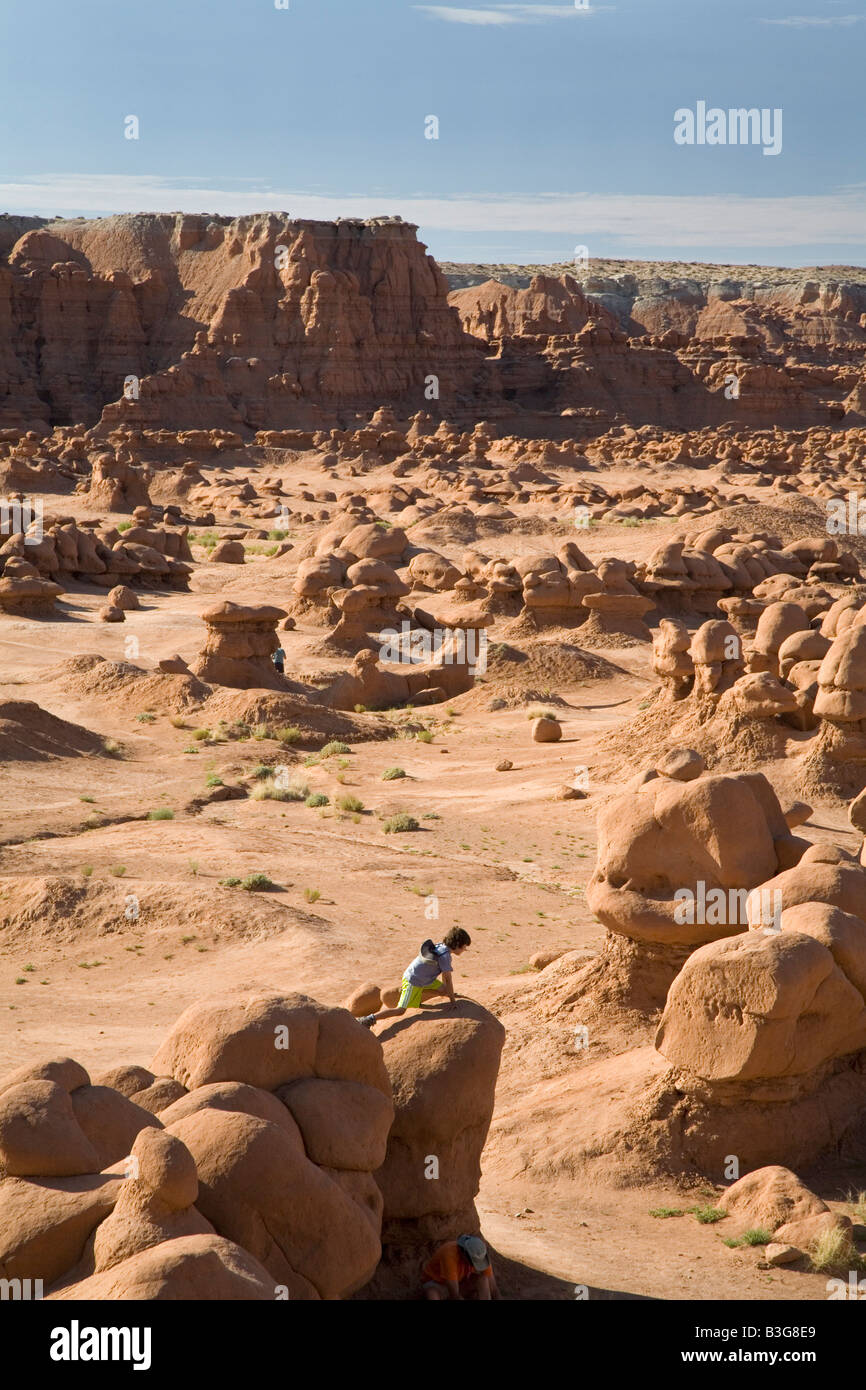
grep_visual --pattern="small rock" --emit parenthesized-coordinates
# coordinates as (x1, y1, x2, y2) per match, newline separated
(97, 605, 124, 623)
(496, 759, 513, 772)
(532, 716, 562, 744)
(850, 786, 866, 833)
(763, 1243, 802, 1267)
(656, 748, 705, 782)
(529, 951, 563, 971)
(210, 539, 245, 564)
(158, 655, 190, 675)
(558, 784, 587, 800)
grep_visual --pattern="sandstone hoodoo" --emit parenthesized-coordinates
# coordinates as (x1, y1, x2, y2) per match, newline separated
(191, 602, 288, 690)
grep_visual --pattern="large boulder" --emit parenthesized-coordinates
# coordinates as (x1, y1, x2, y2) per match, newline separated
(374, 1001, 505, 1246)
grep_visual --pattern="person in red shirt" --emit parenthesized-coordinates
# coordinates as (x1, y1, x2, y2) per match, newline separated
(421, 1234, 500, 1300)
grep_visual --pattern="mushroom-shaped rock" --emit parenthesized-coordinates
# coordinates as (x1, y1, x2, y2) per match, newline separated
(814, 624, 866, 723)
(749, 602, 811, 677)
(652, 618, 694, 696)
(581, 558, 653, 643)
(656, 930, 866, 1081)
(407, 551, 462, 592)
(190, 602, 287, 690)
(689, 619, 744, 696)
(730, 671, 798, 720)
(587, 771, 793, 951)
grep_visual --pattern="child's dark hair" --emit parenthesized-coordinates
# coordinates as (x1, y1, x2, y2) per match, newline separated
(444, 927, 471, 950)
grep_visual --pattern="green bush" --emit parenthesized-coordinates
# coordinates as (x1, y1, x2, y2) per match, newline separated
(148, 808, 174, 821)
(383, 814, 420, 834)
(241, 873, 274, 892)
(305, 792, 329, 808)
(251, 781, 307, 802)
(336, 794, 364, 813)
(382, 767, 406, 780)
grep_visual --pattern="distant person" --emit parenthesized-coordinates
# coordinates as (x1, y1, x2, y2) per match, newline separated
(421, 1235, 500, 1301)
(272, 646, 285, 676)
(359, 927, 471, 1028)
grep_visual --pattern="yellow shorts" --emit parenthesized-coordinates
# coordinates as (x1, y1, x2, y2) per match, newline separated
(397, 977, 443, 1009)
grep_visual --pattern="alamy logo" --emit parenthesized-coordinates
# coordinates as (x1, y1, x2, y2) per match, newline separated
(827, 1272, 866, 1300)
(0, 495, 43, 544)
(0, 1277, 43, 1300)
(50, 1321, 151, 1371)
(674, 102, 783, 156)
(674, 882, 782, 931)
(826, 493, 866, 536)
(379, 622, 488, 675)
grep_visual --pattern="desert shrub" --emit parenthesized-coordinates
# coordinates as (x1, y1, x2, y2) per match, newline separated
(337, 794, 364, 813)
(206, 774, 223, 787)
(383, 814, 420, 833)
(251, 764, 274, 780)
(148, 808, 174, 821)
(724, 1229, 772, 1248)
(241, 873, 274, 892)
(277, 726, 302, 745)
(809, 1226, 855, 1273)
(416, 730, 433, 744)
(251, 781, 307, 802)
(321, 741, 351, 757)
(303, 888, 321, 903)
(220, 877, 242, 888)
(382, 767, 406, 780)
(305, 792, 329, 808)
(687, 1206, 726, 1225)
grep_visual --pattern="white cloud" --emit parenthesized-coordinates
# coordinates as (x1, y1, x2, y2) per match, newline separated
(414, 6, 518, 23)
(759, 13, 864, 26)
(414, 3, 599, 24)
(3, 174, 865, 250)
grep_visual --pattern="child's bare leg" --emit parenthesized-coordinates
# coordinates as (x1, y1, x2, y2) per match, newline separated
(368, 1006, 406, 1021)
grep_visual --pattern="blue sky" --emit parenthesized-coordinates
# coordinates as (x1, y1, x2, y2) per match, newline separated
(0, 0, 863, 266)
